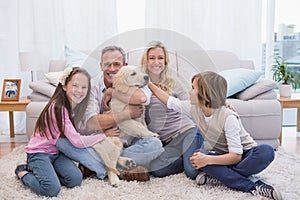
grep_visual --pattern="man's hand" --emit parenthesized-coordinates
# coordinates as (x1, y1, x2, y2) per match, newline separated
(104, 127, 120, 137)
(102, 88, 113, 110)
(125, 105, 144, 119)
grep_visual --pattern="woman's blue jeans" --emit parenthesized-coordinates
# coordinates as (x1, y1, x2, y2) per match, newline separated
(150, 127, 204, 178)
(21, 152, 82, 197)
(201, 144, 275, 192)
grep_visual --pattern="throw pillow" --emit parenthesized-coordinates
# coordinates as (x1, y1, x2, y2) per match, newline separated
(250, 90, 277, 100)
(234, 78, 277, 100)
(30, 92, 51, 101)
(219, 68, 263, 97)
(29, 79, 56, 97)
(64, 45, 100, 77)
(44, 71, 63, 86)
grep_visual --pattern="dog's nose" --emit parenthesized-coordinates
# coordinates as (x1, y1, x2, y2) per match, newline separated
(144, 75, 149, 82)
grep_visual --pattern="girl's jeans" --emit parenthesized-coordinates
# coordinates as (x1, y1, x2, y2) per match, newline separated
(21, 152, 82, 197)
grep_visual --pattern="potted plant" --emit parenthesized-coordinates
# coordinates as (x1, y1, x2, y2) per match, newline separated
(272, 56, 299, 97)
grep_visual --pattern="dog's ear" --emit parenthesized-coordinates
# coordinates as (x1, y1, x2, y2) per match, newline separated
(113, 72, 130, 93)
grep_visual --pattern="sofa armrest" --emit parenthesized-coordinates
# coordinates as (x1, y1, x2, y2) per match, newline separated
(29, 79, 56, 98)
(26, 101, 48, 138)
(226, 99, 281, 148)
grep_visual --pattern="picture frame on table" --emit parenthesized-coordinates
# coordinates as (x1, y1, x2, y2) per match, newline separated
(1, 79, 21, 101)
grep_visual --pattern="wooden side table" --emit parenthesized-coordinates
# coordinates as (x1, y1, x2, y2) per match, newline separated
(277, 93, 300, 145)
(0, 97, 30, 137)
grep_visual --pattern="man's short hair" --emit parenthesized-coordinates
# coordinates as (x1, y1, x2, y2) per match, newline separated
(101, 45, 126, 63)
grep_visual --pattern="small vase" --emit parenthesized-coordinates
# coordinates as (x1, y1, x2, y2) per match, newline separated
(279, 84, 292, 97)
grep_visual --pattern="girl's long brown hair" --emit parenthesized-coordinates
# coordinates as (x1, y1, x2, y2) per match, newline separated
(34, 67, 91, 139)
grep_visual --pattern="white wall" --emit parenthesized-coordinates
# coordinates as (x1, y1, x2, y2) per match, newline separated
(0, 0, 27, 135)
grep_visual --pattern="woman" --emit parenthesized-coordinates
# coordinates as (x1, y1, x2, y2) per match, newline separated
(141, 41, 202, 178)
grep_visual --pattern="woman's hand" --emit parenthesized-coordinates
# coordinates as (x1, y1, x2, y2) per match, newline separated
(225, 102, 235, 112)
(104, 127, 120, 137)
(190, 152, 209, 169)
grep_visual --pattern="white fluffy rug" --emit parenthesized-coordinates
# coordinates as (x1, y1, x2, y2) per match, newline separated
(0, 145, 299, 200)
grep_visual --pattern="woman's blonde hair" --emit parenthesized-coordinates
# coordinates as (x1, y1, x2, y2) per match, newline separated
(192, 71, 227, 109)
(141, 41, 174, 94)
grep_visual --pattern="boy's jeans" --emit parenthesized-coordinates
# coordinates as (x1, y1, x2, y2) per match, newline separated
(201, 144, 275, 192)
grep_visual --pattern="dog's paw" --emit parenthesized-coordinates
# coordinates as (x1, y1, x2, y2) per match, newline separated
(118, 157, 136, 170)
(125, 159, 136, 170)
(108, 172, 121, 187)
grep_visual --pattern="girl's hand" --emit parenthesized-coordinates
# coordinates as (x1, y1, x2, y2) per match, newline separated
(104, 127, 120, 137)
(190, 152, 208, 169)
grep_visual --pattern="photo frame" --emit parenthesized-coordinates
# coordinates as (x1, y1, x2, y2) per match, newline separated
(1, 79, 21, 101)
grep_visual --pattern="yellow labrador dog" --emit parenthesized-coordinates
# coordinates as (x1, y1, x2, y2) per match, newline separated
(94, 65, 159, 187)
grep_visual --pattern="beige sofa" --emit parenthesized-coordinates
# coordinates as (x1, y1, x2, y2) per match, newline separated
(26, 50, 281, 149)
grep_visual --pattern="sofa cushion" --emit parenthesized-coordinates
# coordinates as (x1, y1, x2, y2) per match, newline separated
(44, 71, 63, 86)
(29, 92, 51, 101)
(29, 79, 55, 98)
(234, 79, 277, 100)
(251, 90, 277, 100)
(219, 68, 263, 97)
(65, 45, 100, 77)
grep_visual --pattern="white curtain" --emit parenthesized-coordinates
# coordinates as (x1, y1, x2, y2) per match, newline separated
(0, 0, 118, 135)
(145, 0, 263, 69)
(18, 0, 118, 72)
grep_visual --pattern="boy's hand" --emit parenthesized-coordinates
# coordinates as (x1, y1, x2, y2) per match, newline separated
(190, 152, 208, 169)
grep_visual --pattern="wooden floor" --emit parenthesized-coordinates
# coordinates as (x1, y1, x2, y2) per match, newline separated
(0, 126, 300, 159)
(0, 134, 28, 159)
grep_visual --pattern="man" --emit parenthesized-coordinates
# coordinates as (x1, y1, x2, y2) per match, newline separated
(57, 46, 163, 181)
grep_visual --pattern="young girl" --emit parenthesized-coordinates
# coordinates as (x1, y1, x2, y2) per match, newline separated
(15, 67, 106, 197)
(189, 71, 281, 200)
(149, 71, 282, 200)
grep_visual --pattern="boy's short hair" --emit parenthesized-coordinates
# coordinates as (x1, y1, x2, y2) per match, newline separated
(192, 71, 227, 109)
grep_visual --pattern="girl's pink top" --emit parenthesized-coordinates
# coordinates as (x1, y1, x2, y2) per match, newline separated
(25, 104, 105, 154)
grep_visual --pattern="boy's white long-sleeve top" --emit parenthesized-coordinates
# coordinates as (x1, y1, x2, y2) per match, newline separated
(167, 96, 191, 116)
(167, 96, 244, 154)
